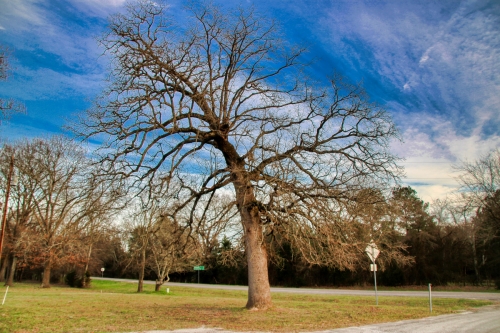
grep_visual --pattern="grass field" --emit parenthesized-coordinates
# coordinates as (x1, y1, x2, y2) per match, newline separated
(0, 280, 494, 333)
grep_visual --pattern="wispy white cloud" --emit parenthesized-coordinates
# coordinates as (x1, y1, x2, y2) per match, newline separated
(69, 0, 128, 17)
(0, 0, 122, 113)
(274, 0, 500, 201)
(0, 0, 115, 68)
(1, 66, 105, 101)
(0, 0, 47, 32)
(390, 110, 500, 202)
(304, 1, 500, 132)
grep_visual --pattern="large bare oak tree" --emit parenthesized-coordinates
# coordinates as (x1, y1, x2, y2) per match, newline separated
(79, 1, 400, 309)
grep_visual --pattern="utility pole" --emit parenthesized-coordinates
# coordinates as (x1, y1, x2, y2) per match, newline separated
(0, 155, 16, 266)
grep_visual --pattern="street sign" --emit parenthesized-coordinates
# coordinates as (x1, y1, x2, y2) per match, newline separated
(365, 241, 380, 263)
(365, 241, 380, 306)
(194, 266, 204, 284)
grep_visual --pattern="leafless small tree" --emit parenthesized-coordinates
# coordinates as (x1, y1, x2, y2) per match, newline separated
(123, 197, 155, 293)
(148, 215, 197, 291)
(78, 1, 400, 309)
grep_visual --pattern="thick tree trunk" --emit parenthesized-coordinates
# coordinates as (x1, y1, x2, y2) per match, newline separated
(41, 259, 52, 288)
(5, 255, 17, 286)
(235, 184, 272, 310)
(221, 137, 272, 309)
(243, 211, 272, 310)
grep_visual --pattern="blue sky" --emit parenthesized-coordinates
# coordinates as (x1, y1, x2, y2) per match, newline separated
(0, 0, 499, 203)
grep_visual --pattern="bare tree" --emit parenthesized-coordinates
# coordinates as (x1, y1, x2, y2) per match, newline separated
(435, 197, 482, 282)
(0, 144, 36, 285)
(123, 178, 196, 292)
(448, 149, 500, 283)
(191, 193, 240, 266)
(7, 137, 123, 287)
(123, 195, 157, 293)
(0, 46, 26, 123)
(148, 216, 197, 291)
(455, 149, 500, 208)
(79, 1, 400, 309)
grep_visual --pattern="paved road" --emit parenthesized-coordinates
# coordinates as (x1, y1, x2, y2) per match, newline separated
(94, 277, 500, 301)
(316, 305, 500, 332)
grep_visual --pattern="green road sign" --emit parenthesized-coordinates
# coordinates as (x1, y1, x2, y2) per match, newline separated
(194, 266, 205, 270)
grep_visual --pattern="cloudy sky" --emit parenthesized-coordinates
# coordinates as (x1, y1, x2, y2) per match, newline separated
(0, 0, 499, 203)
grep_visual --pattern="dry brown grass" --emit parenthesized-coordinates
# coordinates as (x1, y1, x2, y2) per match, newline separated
(0, 280, 493, 333)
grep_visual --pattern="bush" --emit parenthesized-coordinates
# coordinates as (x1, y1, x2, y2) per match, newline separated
(65, 271, 91, 288)
(65, 271, 80, 287)
(495, 279, 500, 290)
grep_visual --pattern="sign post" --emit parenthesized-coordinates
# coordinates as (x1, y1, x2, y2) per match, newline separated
(101, 267, 105, 278)
(428, 283, 432, 313)
(365, 241, 380, 305)
(194, 266, 205, 284)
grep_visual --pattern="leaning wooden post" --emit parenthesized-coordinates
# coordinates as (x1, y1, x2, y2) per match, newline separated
(2, 286, 9, 305)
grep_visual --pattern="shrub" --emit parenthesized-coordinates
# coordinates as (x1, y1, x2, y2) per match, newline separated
(65, 271, 92, 288)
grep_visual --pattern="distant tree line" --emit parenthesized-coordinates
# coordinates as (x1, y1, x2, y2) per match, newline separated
(1, 137, 498, 289)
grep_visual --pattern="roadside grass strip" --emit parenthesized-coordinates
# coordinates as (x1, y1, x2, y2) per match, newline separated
(0, 281, 493, 333)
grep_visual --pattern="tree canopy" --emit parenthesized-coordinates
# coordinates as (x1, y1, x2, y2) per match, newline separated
(78, 1, 401, 309)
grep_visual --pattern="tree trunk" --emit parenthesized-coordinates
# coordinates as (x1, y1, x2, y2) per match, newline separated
(137, 246, 146, 293)
(0, 255, 9, 282)
(235, 186, 272, 310)
(155, 279, 163, 291)
(5, 255, 17, 286)
(84, 243, 93, 274)
(244, 215, 271, 309)
(471, 232, 481, 284)
(41, 258, 52, 288)
(82, 243, 93, 288)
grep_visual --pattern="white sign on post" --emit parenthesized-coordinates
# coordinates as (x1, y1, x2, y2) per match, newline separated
(365, 241, 380, 263)
(365, 241, 380, 306)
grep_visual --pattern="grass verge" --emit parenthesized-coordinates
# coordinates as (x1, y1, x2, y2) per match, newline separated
(0, 280, 494, 333)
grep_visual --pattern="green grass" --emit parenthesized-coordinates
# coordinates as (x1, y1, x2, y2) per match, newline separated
(334, 284, 500, 293)
(0, 280, 494, 333)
